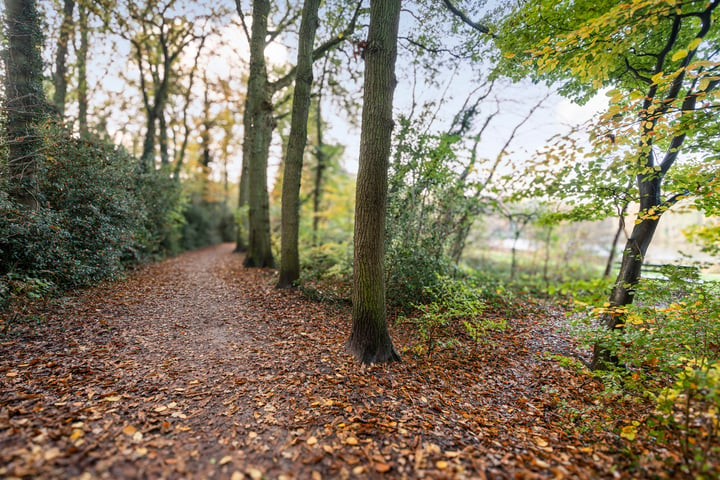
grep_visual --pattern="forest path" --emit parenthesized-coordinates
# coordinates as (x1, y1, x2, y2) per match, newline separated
(2, 244, 639, 479)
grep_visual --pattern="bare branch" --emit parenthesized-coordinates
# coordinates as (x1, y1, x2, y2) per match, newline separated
(441, 0, 494, 37)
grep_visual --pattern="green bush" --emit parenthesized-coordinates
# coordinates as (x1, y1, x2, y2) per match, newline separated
(651, 360, 720, 478)
(0, 129, 185, 306)
(298, 242, 353, 302)
(565, 268, 720, 476)
(402, 275, 507, 355)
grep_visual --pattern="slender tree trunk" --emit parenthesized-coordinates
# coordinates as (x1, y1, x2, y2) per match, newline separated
(243, 0, 275, 268)
(3, 0, 47, 210)
(603, 205, 629, 278)
(159, 109, 169, 166)
(53, 0, 75, 118)
(141, 109, 157, 171)
(277, 0, 321, 288)
(312, 96, 326, 247)
(348, 0, 401, 365)
(77, 3, 89, 138)
(511, 230, 520, 280)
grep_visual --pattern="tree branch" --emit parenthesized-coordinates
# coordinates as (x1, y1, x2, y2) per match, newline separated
(269, 1, 363, 93)
(234, 0, 252, 44)
(441, 0, 494, 37)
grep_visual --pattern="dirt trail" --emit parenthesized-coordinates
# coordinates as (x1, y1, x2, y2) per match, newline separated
(1, 244, 643, 479)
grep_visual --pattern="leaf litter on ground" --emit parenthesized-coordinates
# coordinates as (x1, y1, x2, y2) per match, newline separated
(0, 243, 695, 479)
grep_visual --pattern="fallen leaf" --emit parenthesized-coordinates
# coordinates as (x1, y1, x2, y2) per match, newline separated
(247, 468, 263, 479)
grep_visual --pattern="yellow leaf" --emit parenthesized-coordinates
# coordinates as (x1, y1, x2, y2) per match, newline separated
(436, 460, 449, 470)
(620, 425, 637, 441)
(672, 49, 688, 62)
(306, 436, 318, 446)
(688, 38, 702, 50)
(122, 425, 138, 436)
(70, 429, 84, 441)
(344, 436, 359, 446)
(103, 395, 121, 402)
(219, 456, 233, 465)
(651, 71, 664, 84)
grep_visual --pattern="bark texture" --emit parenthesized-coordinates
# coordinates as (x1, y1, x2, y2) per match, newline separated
(348, 0, 401, 365)
(52, 0, 75, 118)
(277, 0, 321, 288)
(77, 3, 89, 138)
(3, 0, 47, 210)
(243, 0, 275, 268)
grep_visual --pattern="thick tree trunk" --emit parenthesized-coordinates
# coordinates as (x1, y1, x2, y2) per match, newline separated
(77, 3, 88, 139)
(590, 174, 662, 370)
(348, 0, 401, 365)
(235, 159, 249, 252)
(3, 0, 47, 210)
(243, 0, 275, 268)
(277, 0, 321, 288)
(53, 0, 75, 118)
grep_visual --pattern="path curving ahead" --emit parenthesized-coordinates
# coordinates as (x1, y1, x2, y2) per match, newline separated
(2, 243, 640, 479)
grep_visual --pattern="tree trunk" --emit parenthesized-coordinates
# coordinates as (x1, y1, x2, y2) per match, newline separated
(235, 159, 249, 252)
(277, 0, 321, 288)
(348, 0, 401, 365)
(140, 109, 157, 171)
(590, 173, 662, 370)
(53, 0, 75, 118)
(243, 0, 275, 268)
(159, 109, 169, 166)
(3, 0, 47, 210)
(77, 3, 88, 139)
(603, 203, 629, 278)
(312, 96, 325, 247)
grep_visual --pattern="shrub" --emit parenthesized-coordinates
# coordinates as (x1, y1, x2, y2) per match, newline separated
(0, 128, 185, 306)
(402, 275, 507, 355)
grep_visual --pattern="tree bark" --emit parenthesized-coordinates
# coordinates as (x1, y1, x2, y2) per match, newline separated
(312, 96, 325, 246)
(3, 0, 47, 210)
(348, 0, 401, 365)
(277, 0, 321, 288)
(53, 0, 75, 119)
(77, 3, 89, 138)
(243, 0, 275, 268)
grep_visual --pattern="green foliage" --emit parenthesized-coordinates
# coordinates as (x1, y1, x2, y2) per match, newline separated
(403, 275, 506, 355)
(685, 219, 720, 257)
(385, 116, 483, 307)
(652, 360, 720, 478)
(297, 242, 353, 302)
(0, 128, 185, 307)
(563, 270, 720, 475)
(179, 178, 235, 251)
